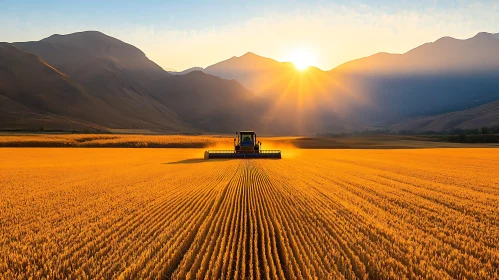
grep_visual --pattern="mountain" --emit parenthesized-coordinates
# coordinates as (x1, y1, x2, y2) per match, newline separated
(0, 42, 196, 132)
(388, 100, 499, 132)
(1, 42, 186, 132)
(191, 32, 499, 133)
(200, 33, 499, 133)
(334, 32, 499, 74)
(8, 31, 262, 133)
(151, 71, 264, 132)
(169, 67, 204, 75)
(0, 43, 120, 131)
(328, 32, 499, 125)
(202, 52, 356, 134)
(16, 31, 166, 76)
(3, 31, 499, 134)
(204, 52, 290, 93)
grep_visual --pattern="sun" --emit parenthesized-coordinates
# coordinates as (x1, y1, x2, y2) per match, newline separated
(288, 48, 317, 71)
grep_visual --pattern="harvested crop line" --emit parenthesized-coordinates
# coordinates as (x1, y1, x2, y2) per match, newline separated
(0, 148, 498, 279)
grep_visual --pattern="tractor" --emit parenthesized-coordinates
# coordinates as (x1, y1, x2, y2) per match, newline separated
(205, 131, 281, 159)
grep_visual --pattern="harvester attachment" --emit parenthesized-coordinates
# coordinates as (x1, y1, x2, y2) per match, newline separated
(204, 150, 282, 159)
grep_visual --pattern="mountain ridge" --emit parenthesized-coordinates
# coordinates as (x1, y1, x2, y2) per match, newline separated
(332, 31, 499, 74)
(2, 30, 499, 134)
(4, 32, 264, 133)
(388, 99, 499, 132)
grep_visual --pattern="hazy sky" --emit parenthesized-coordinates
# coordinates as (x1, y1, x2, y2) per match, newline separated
(1, 0, 498, 71)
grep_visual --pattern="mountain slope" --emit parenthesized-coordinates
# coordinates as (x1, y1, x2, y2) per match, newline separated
(328, 32, 499, 124)
(204, 52, 290, 93)
(0, 43, 121, 131)
(152, 71, 263, 132)
(334, 32, 499, 74)
(4, 31, 499, 134)
(169, 67, 204, 75)
(388, 100, 499, 132)
(12, 31, 263, 133)
(202, 52, 354, 134)
(17, 31, 166, 76)
(13, 31, 194, 132)
(199, 33, 499, 133)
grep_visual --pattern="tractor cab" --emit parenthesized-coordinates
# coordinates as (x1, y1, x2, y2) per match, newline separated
(235, 131, 261, 153)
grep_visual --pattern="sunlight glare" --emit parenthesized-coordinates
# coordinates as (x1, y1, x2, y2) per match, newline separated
(288, 48, 318, 70)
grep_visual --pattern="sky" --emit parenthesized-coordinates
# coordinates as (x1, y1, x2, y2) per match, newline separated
(1, 0, 499, 71)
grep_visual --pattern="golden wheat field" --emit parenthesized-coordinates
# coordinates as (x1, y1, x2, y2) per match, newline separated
(1, 148, 498, 279)
(3, 133, 494, 149)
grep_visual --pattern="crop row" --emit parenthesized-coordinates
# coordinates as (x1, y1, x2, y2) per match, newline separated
(0, 148, 497, 279)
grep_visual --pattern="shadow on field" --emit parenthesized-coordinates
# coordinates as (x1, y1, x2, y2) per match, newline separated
(164, 158, 230, 164)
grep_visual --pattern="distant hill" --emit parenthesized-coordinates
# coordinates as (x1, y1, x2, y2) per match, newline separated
(388, 100, 499, 132)
(333, 32, 499, 74)
(200, 33, 499, 132)
(204, 52, 290, 93)
(3, 30, 499, 135)
(151, 71, 264, 133)
(7, 31, 262, 133)
(169, 67, 204, 75)
(329, 32, 499, 124)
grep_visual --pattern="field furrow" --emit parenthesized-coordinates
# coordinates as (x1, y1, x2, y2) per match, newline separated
(1, 148, 498, 279)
